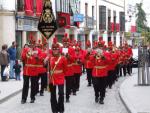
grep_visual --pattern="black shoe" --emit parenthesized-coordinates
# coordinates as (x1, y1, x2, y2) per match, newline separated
(76, 89, 79, 91)
(99, 99, 104, 104)
(40, 92, 44, 96)
(53, 112, 58, 113)
(109, 85, 112, 89)
(87, 84, 91, 87)
(21, 99, 26, 104)
(30, 99, 35, 103)
(66, 99, 70, 103)
(73, 92, 76, 95)
(95, 97, 99, 103)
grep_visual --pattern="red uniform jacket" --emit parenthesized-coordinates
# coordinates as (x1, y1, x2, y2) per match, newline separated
(49, 56, 67, 85)
(73, 50, 83, 74)
(21, 47, 41, 76)
(84, 50, 94, 69)
(108, 52, 118, 71)
(118, 50, 124, 64)
(62, 46, 75, 76)
(37, 49, 47, 74)
(92, 51, 110, 77)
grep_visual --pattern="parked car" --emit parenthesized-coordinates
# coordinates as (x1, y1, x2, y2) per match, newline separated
(131, 48, 138, 68)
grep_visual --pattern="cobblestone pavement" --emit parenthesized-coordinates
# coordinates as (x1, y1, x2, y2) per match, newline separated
(0, 73, 129, 113)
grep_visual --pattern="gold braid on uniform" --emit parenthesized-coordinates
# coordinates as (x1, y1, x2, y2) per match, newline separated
(26, 49, 32, 58)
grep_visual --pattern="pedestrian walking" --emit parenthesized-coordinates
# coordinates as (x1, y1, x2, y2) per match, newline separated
(8, 41, 17, 79)
(13, 60, 22, 80)
(0, 44, 9, 81)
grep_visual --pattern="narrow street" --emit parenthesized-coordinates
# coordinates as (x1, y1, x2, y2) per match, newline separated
(0, 71, 131, 113)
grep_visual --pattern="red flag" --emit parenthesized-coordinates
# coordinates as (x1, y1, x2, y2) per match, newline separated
(24, 0, 33, 16)
(116, 23, 120, 32)
(131, 26, 136, 33)
(111, 22, 114, 32)
(36, 0, 43, 17)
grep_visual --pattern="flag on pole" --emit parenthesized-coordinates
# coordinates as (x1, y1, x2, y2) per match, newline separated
(38, 0, 57, 40)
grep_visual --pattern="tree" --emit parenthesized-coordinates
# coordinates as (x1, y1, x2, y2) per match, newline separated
(136, 2, 150, 44)
(136, 3, 147, 33)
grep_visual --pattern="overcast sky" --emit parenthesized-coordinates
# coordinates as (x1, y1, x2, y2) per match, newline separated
(126, 0, 150, 26)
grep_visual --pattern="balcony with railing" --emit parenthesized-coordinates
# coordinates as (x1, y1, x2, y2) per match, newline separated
(85, 16, 96, 29)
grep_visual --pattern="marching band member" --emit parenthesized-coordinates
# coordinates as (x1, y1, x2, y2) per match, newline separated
(92, 39, 110, 104)
(21, 36, 42, 104)
(36, 39, 48, 96)
(49, 37, 67, 113)
(62, 33, 75, 103)
(73, 44, 83, 95)
(84, 40, 94, 86)
(107, 41, 118, 88)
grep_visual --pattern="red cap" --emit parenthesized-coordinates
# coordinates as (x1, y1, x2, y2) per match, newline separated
(108, 41, 113, 47)
(75, 46, 80, 51)
(62, 33, 70, 43)
(98, 40, 105, 47)
(36, 39, 42, 47)
(99, 37, 103, 41)
(86, 40, 91, 47)
(43, 38, 48, 45)
(93, 41, 98, 48)
(52, 37, 60, 49)
(64, 33, 68, 37)
(29, 34, 36, 45)
(77, 41, 81, 47)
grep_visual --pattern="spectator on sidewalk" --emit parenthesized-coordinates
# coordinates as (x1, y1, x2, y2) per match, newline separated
(0, 44, 9, 81)
(13, 60, 22, 80)
(8, 41, 17, 79)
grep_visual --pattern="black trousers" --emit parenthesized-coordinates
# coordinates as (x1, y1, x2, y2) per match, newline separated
(65, 76, 73, 100)
(82, 64, 85, 73)
(108, 70, 114, 88)
(73, 73, 80, 92)
(37, 72, 47, 94)
(49, 84, 64, 113)
(123, 64, 127, 76)
(115, 64, 120, 78)
(86, 68, 93, 85)
(118, 63, 123, 76)
(127, 63, 132, 75)
(22, 75, 37, 100)
(93, 77, 107, 100)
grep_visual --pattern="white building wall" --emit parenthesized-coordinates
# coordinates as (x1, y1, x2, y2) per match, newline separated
(0, 12, 15, 48)
(95, 0, 124, 46)
(79, 0, 96, 44)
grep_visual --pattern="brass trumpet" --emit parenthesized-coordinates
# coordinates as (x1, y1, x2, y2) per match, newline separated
(26, 49, 32, 58)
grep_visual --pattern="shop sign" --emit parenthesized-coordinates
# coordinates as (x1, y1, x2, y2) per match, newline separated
(73, 14, 84, 22)
(16, 17, 38, 31)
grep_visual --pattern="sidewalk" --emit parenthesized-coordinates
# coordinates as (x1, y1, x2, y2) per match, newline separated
(119, 70, 150, 113)
(0, 79, 23, 104)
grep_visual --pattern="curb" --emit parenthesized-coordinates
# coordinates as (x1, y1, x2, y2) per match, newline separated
(0, 89, 22, 104)
(119, 77, 137, 113)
